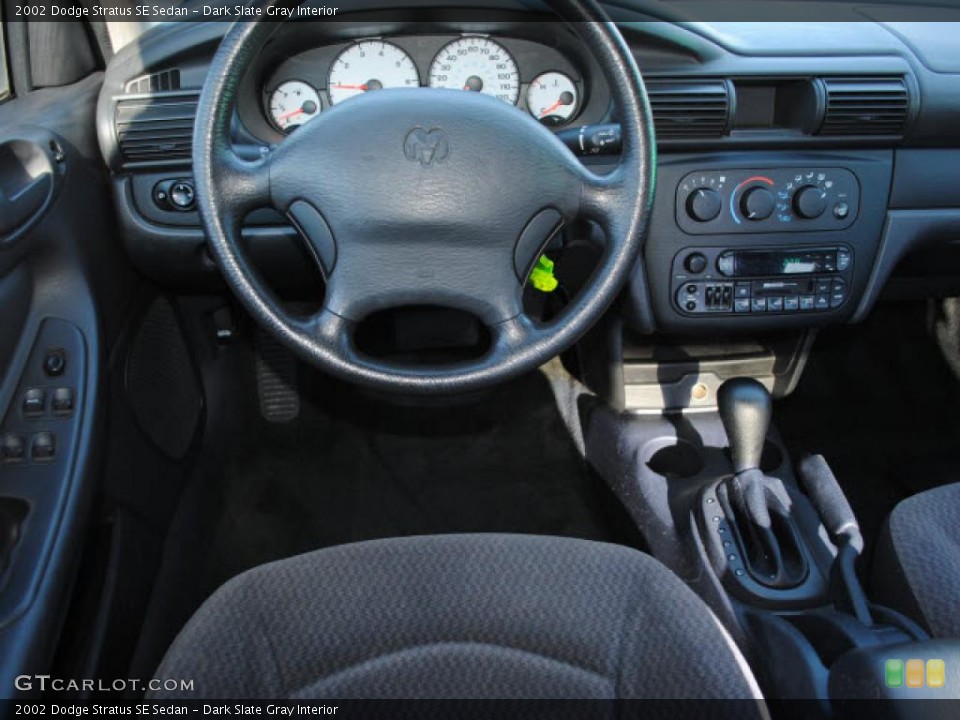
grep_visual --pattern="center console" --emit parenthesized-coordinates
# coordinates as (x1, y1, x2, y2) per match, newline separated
(631, 150, 894, 334)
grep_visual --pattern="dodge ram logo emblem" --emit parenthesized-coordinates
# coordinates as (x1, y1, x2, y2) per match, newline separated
(403, 127, 450, 167)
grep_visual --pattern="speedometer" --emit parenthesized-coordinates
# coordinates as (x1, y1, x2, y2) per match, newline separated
(428, 37, 520, 105)
(328, 40, 419, 105)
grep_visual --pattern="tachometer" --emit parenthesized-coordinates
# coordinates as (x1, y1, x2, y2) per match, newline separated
(269, 80, 321, 132)
(428, 37, 520, 105)
(328, 40, 419, 105)
(527, 72, 579, 125)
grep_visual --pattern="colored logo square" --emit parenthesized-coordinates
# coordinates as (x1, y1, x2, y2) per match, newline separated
(927, 659, 946, 689)
(906, 659, 925, 688)
(886, 659, 904, 688)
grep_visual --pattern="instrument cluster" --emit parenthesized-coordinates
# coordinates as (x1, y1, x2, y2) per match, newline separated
(262, 34, 587, 135)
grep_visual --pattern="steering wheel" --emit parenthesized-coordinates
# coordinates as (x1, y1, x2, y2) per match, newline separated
(194, 0, 655, 394)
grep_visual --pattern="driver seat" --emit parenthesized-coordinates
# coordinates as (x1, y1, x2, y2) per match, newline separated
(149, 534, 765, 707)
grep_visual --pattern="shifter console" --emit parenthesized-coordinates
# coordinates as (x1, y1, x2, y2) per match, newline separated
(701, 378, 828, 605)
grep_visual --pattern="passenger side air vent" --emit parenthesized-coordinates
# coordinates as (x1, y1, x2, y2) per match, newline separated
(115, 93, 198, 163)
(646, 79, 731, 138)
(125, 69, 181, 94)
(818, 77, 910, 136)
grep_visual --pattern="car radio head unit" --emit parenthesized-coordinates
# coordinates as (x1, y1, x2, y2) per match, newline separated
(671, 246, 854, 316)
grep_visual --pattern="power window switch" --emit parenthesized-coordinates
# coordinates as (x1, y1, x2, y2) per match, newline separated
(2, 434, 27, 463)
(31, 432, 56, 462)
(23, 389, 46, 417)
(51, 388, 75, 416)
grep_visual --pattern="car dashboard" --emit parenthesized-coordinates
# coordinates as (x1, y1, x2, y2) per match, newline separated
(94, 8, 960, 343)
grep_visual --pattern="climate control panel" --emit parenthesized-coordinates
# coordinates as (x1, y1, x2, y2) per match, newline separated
(675, 168, 860, 235)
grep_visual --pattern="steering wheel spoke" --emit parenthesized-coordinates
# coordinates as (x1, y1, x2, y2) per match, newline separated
(208, 148, 274, 221)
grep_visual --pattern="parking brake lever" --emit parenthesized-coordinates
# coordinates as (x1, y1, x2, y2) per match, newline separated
(799, 454, 873, 626)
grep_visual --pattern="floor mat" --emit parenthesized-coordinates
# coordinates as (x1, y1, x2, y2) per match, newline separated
(131, 358, 643, 677)
(776, 300, 960, 582)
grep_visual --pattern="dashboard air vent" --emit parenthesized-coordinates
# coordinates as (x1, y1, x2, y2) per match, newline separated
(125, 69, 181, 94)
(115, 94, 198, 163)
(818, 77, 909, 136)
(646, 79, 731, 138)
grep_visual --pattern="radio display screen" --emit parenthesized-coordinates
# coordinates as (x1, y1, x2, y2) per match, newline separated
(736, 251, 834, 277)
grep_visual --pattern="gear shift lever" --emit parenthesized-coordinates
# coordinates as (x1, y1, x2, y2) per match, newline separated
(718, 378, 772, 474)
(716, 378, 807, 589)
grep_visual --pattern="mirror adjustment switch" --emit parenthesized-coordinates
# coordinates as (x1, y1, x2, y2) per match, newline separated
(43, 349, 66, 376)
(1, 434, 27, 463)
(51, 388, 75, 416)
(23, 388, 46, 417)
(31, 432, 56, 462)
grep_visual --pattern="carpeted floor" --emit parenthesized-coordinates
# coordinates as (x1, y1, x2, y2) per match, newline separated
(776, 300, 960, 583)
(130, 358, 643, 677)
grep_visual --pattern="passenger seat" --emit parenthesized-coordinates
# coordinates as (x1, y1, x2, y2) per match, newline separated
(874, 483, 960, 637)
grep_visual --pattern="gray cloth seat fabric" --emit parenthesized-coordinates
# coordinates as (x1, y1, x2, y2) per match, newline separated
(151, 534, 764, 705)
(874, 483, 960, 638)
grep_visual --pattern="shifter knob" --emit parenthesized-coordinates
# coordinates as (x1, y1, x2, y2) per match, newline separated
(718, 378, 772, 474)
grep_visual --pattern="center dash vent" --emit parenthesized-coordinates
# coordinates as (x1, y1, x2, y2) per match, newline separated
(818, 77, 910, 136)
(646, 79, 731, 139)
(115, 93, 198, 163)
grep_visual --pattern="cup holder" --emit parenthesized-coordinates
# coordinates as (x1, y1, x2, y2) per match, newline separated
(645, 438, 705, 480)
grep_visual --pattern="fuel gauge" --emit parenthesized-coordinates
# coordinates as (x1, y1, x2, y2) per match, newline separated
(527, 72, 579, 125)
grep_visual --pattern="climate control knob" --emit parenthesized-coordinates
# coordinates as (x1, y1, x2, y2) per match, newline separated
(793, 185, 827, 219)
(685, 187, 722, 223)
(740, 186, 775, 221)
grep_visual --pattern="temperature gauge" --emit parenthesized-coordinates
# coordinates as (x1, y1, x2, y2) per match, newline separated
(527, 72, 579, 125)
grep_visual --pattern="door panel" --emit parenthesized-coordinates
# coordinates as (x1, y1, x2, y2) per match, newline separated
(0, 45, 116, 696)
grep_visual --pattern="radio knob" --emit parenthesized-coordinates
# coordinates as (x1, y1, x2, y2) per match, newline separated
(740, 187, 775, 221)
(685, 187, 722, 223)
(684, 252, 708, 274)
(793, 185, 827, 219)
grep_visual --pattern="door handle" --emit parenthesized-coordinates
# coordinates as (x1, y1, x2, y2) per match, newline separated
(0, 130, 64, 245)
(0, 174, 52, 235)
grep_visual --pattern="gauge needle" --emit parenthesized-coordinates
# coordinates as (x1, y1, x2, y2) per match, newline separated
(331, 83, 369, 91)
(539, 100, 564, 118)
(539, 93, 574, 118)
(276, 108, 305, 122)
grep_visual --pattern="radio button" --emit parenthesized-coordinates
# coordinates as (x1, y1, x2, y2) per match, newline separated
(816, 279, 832, 294)
(717, 253, 736, 276)
(784, 297, 800, 312)
(815, 295, 830, 310)
(735, 298, 751, 313)
(735, 283, 752, 299)
(800, 296, 816, 311)
(768, 297, 784, 312)
(751, 298, 768, 312)
(837, 250, 852, 271)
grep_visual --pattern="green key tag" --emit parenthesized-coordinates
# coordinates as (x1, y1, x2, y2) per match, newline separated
(530, 255, 559, 293)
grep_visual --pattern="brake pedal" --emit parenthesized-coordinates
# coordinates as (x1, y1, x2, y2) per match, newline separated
(255, 330, 300, 423)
